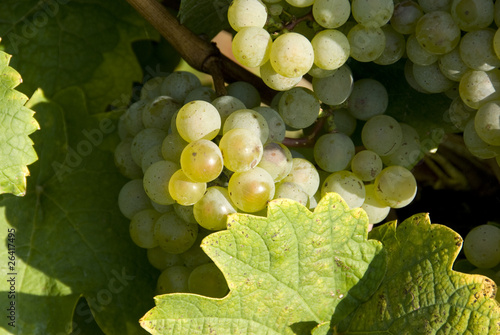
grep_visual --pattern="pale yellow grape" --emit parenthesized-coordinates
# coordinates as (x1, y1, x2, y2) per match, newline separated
(188, 263, 229, 298)
(438, 47, 469, 82)
(321, 171, 366, 209)
(232, 27, 273, 68)
(278, 87, 321, 129)
(253, 106, 286, 142)
(161, 133, 188, 163)
(269, 33, 314, 78)
(347, 24, 386, 62)
(154, 212, 198, 254)
(161, 71, 202, 104)
(176, 100, 221, 142)
(212, 96, 246, 135)
(374, 166, 417, 208)
(129, 209, 161, 248)
(281, 158, 320, 197)
(459, 69, 500, 109)
(193, 186, 237, 231)
(173, 203, 197, 224)
(415, 11, 460, 55)
(361, 184, 390, 225)
(381, 123, 422, 170)
(312, 64, 353, 106)
(313, 133, 355, 173)
(361, 115, 403, 156)
(118, 179, 153, 219)
(311, 29, 350, 71)
(406, 34, 438, 66)
(156, 265, 191, 294)
(223, 109, 269, 144)
(351, 150, 383, 182)
(347, 78, 388, 120)
(351, 0, 394, 28)
(260, 61, 302, 91)
(147, 247, 183, 271)
(142, 96, 179, 131)
(168, 169, 207, 206)
(460, 29, 500, 71)
(413, 62, 455, 93)
(228, 167, 275, 212)
(143, 160, 179, 205)
(374, 25, 406, 65)
(313, 0, 351, 29)
(475, 101, 500, 145)
(114, 138, 142, 179)
(180, 139, 224, 183)
(273, 182, 309, 207)
(227, 0, 268, 31)
(464, 224, 500, 269)
(219, 128, 263, 172)
(257, 142, 293, 182)
(451, 0, 494, 31)
(390, 0, 423, 35)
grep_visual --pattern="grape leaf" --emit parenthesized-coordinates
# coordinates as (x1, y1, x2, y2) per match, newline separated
(0, 51, 39, 196)
(0, 87, 157, 335)
(336, 213, 500, 334)
(179, 0, 232, 39)
(0, 0, 159, 114)
(140, 193, 387, 334)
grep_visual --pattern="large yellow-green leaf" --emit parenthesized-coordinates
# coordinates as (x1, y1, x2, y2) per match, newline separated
(141, 193, 387, 334)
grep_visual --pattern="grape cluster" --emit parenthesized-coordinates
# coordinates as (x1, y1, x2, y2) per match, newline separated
(228, 0, 500, 164)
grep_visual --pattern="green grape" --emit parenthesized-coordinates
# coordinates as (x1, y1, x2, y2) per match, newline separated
(141, 144, 163, 173)
(151, 201, 174, 214)
(257, 142, 293, 182)
(260, 61, 302, 91)
(361, 115, 403, 156)
(180, 139, 223, 183)
(180, 228, 213, 269)
(140, 76, 168, 101)
(347, 24, 386, 62)
(114, 138, 142, 179)
(278, 87, 320, 129)
(142, 96, 179, 131)
(156, 265, 191, 294)
(173, 203, 197, 224)
(184, 86, 216, 104)
(451, 0, 494, 31)
(475, 100, 500, 146)
(274, 181, 309, 207)
(154, 212, 198, 254)
(228, 167, 275, 212)
(193, 186, 238, 231)
(176, 100, 221, 142)
(130, 128, 167, 166)
(415, 11, 460, 55)
(188, 263, 229, 298)
(463, 119, 500, 159)
(390, 0, 423, 35)
(373, 165, 417, 208)
(281, 158, 320, 197)
(460, 29, 500, 71)
(311, 29, 350, 71)
(374, 25, 406, 66)
(459, 69, 500, 109)
(418, 0, 452, 12)
(381, 123, 422, 170)
(464, 224, 500, 269)
(223, 109, 270, 144)
(494, 28, 500, 60)
(219, 128, 263, 172)
(168, 169, 207, 206)
(124, 100, 147, 136)
(313, 133, 355, 173)
(321, 171, 366, 209)
(160, 71, 202, 104)
(438, 47, 469, 82)
(212, 95, 246, 134)
(253, 106, 286, 142)
(118, 179, 153, 219)
(143, 160, 179, 205)
(226, 81, 262, 109)
(227, 0, 268, 31)
(347, 78, 388, 121)
(447, 97, 476, 131)
(232, 27, 273, 68)
(496, 0, 500, 26)
(313, 0, 351, 29)
(285, 0, 314, 7)
(361, 184, 390, 225)
(312, 64, 353, 106)
(129, 209, 161, 249)
(308, 64, 338, 79)
(351, 0, 394, 28)
(161, 132, 188, 163)
(269, 32, 314, 78)
(325, 108, 357, 136)
(404, 60, 430, 93)
(412, 62, 455, 93)
(406, 34, 438, 66)
(351, 150, 383, 182)
(147, 246, 183, 271)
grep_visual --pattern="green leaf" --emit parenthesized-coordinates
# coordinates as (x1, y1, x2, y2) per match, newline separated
(0, 87, 157, 335)
(336, 213, 500, 334)
(0, 51, 39, 196)
(179, 0, 232, 39)
(0, 0, 159, 114)
(140, 193, 387, 334)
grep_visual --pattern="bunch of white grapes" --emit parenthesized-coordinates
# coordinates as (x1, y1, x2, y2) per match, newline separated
(114, 69, 422, 295)
(228, 0, 500, 165)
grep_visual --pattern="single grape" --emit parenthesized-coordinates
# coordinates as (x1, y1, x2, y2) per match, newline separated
(325, 108, 357, 136)
(130, 128, 167, 166)
(156, 265, 191, 294)
(464, 224, 500, 269)
(114, 138, 143, 179)
(257, 142, 293, 182)
(232, 27, 273, 68)
(321, 171, 366, 209)
(312, 64, 353, 106)
(168, 169, 207, 206)
(188, 263, 229, 298)
(193, 186, 238, 231)
(180, 139, 224, 183)
(118, 179, 153, 219)
(141, 144, 164, 174)
(278, 87, 320, 129)
(173, 203, 197, 224)
(281, 158, 320, 197)
(223, 109, 270, 144)
(373, 165, 417, 208)
(227, 0, 268, 31)
(351, 0, 394, 28)
(311, 29, 350, 71)
(124, 100, 147, 136)
(347, 78, 388, 120)
(451, 0, 494, 32)
(438, 47, 469, 82)
(154, 212, 198, 254)
(269, 33, 314, 78)
(212, 95, 247, 134)
(314, 133, 355, 173)
(273, 182, 310, 207)
(463, 118, 500, 159)
(161, 132, 188, 163)
(374, 24, 406, 65)
(415, 11, 460, 55)
(160, 71, 202, 104)
(390, 0, 424, 35)
(129, 209, 162, 249)
(147, 247, 183, 271)
(219, 128, 263, 172)
(142, 96, 179, 131)
(184, 86, 216, 104)
(361, 184, 391, 225)
(475, 100, 500, 146)
(253, 106, 286, 142)
(347, 24, 386, 62)
(412, 62, 455, 93)
(260, 61, 302, 91)
(362, 115, 403, 156)
(313, 0, 351, 29)
(381, 123, 422, 170)
(228, 167, 275, 212)
(459, 69, 500, 109)
(447, 97, 476, 131)
(351, 150, 383, 182)
(460, 29, 500, 72)
(143, 160, 179, 206)
(308, 64, 338, 79)
(180, 228, 213, 269)
(406, 34, 439, 66)
(176, 100, 221, 142)
(226, 81, 262, 109)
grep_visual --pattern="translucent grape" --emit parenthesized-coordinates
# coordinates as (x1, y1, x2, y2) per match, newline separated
(361, 115, 403, 156)
(227, 0, 268, 31)
(154, 212, 198, 254)
(257, 142, 293, 182)
(312, 64, 353, 106)
(118, 179, 152, 219)
(228, 167, 275, 212)
(321, 171, 366, 209)
(131, 128, 167, 166)
(193, 186, 238, 231)
(374, 25, 406, 65)
(361, 184, 390, 225)
(269, 33, 314, 78)
(160, 71, 201, 104)
(314, 133, 355, 173)
(188, 263, 229, 298)
(273, 182, 309, 207)
(475, 100, 500, 145)
(223, 109, 269, 144)
(347, 24, 386, 62)
(460, 29, 500, 71)
(464, 224, 500, 269)
(156, 265, 191, 294)
(260, 61, 302, 91)
(278, 87, 320, 129)
(415, 11, 460, 55)
(226, 81, 262, 108)
(390, 0, 424, 35)
(351, 150, 383, 182)
(129, 209, 161, 248)
(413, 62, 455, 93)
(114, 138, 142, 179)
(351, 0, 394, 28)
(142, 96, 179, 131)
(347, 78, 388, 120)
(219, 128, 263, 172)
(232, 27, 273, 68)
(325, 108, 357, 136)
(281, 158, 320, 197)
(459, 69, 500, 109)
(373, 165, 417, 208)
(143, 160, 179, 205)
(180, 139, 224, 183)
(313, 0, 351, 29)
(451, 0, 494, 31)
(253, 106, 286, 142)
(311, 29, 350, 71)
(147, 247, 183, 271)
(463, 118, 500, 159)
(176, 100, 221, 142)
(161, 133, 188, 163)
(168, 169, 207, 206)
(381, 123, 422, 170)
(212, 95, 246, 134)
(438, 47, 469, 82)
(406, 34, 439, 66)
(141, 144, 164, 173)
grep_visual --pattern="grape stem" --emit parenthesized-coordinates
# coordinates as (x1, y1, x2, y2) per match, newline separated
(283, 12, 314, 31)
(125, 0, 279, 103)
(282, 116, 327, 147)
